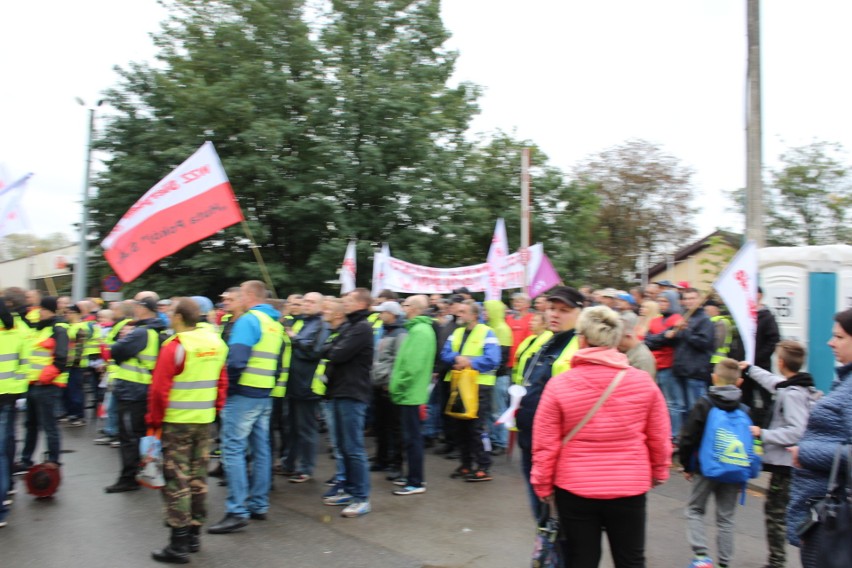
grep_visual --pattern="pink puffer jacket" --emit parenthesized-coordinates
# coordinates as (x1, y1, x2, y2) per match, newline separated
(531, 347, 671, 500)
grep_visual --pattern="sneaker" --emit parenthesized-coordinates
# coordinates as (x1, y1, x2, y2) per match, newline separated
(57, 416, 70, 423)
(7, 488, 17, 496)
(110, 440, 121, 448)
(68, 418, 86, 427)
(341, 500, 371, 518)
(93, 436, 116, 445)
(491, 446, 506, 457)
(323, 492, 354, 506)
(288, 473, 311, 483)
(392, 477, 408, 486)
(688, 556, 715, 568)
(12, 462, 30, 475)
(0, 519, 7, 528)
(2, 498, 11, 506)
(449, 466, 471, 479)
(323, 476, 339, 487)
(322, 484, 345, 499)
(393, 485, 426, 496)
(464, 469, 493, 482)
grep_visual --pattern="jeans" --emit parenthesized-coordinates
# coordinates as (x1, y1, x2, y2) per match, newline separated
(22, 385, 62, 465)
(284, 398, 319, 476)
(324, 400, 346, 482)
(103, 390, 118, 437)
(520, 441, 542, 521)
(64, 367, 85, 419)
(372, 387, 401, 468)
(685, 474, 740, 566)
(685, 378, 709, 413)
(422, 382, 442, 439)
(221, 395, 272, 517)
(489, 374, 509, 448)
(332, 398, 370, 501)
(0, 402, 15, 521)
(556, 488, 648, 568)
(117, 399, 147, 483)
(399, 405, 424, 487)
(457, 385, 492, 471)
(270, 396, 290, 464)
(656, 368, 685, 438)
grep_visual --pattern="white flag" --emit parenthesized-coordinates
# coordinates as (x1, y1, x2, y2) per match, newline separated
(713, 240, 759, 364)
(486, 218, 509, 301)
(341, 240, 357, 294)
(0, 173, 32, 237)
(371, 243, 389, 296)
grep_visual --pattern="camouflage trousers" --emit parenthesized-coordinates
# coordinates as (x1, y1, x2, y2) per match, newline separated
(765, 468, 792, 568)
(161, 422, 212, 529)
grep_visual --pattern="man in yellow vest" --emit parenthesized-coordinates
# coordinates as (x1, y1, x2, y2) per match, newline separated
(16, 296, 69, 471)
(439, 300, 501, 482)
(516, 286, 585, 518)
(146, 298, 228, 563)
(105, 293, 166, 493)
(0, 296, 28, 528)
(209, 280, 285, 534)
(63, 304, 93, 427)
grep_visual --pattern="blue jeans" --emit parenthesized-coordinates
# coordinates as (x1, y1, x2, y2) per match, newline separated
(103, 390, 118, 437)
(685, 378, 708, 414)
(284, 399, 318, 476)
(399, 405, 425, 487)
(489, 374, 510, 448)
(64, 368, 85, 418)
(221, 395, 272, 517)
(22, 385, 61, 464)
(0, 402, 15, 522)
(656, 368, 685, 439)
(422, 383, 442, 439)
(324, 400, 346, 482)
(332, 398, 370, 501)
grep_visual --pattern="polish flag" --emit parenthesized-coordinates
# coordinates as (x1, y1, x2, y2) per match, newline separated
(486, 218, 509, 301)
(101, 142, 243, 283)
(713, 240, 759, 364)
(340, 240, 357, 294)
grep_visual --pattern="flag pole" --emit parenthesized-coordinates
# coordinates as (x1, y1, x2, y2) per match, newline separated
(240, 219, 278, 299)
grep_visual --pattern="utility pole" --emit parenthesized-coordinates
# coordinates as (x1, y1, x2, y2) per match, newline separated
(520, 147, 531, 293)
(746, 0, 765, 246)
(73, 99, 102, 301)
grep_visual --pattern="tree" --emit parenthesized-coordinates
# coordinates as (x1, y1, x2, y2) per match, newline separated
(0, 232, 71, 261)
(765, 141, 852, 246)
(574, 139, 697, 287)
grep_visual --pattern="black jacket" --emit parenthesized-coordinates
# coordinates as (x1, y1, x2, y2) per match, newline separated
(288, 314, 329, 400)
(672, 307, 715, 382)
(323, 309, 374, 404)
(112, 317, 166, 402)
(678, 385, 744, 473)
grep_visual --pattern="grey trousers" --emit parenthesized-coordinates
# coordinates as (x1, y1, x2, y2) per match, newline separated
(685, 474, 741, 565)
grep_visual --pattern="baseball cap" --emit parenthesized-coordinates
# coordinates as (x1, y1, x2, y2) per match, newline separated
(135, 297, 158, 312)
(372, 301, 404, 318)
(598, 288, 619, 298)
(546, 286, 585, 309)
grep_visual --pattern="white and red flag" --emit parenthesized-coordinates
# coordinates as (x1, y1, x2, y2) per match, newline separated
(101, 142, 243, 282)
(713, 240, 759, 364)
(0, 173, 32, 237)
(486, 218, 509, 301)
(340, 240, 357, 294)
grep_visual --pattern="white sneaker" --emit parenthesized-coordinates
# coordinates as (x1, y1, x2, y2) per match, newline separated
(341, 500, 371, 518)
(393, 485, 426, 496)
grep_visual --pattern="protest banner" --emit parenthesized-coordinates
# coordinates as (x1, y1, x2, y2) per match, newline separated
(713, 240, 759, 363)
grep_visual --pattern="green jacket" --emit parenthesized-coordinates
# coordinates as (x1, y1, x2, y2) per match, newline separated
(389, 315, 437, 405)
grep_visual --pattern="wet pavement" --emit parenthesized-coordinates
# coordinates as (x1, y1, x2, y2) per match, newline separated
(2, 416, 802, 568)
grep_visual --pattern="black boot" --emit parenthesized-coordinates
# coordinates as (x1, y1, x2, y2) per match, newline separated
(152, 527, 190, 564)
(188, 525, 200, 553)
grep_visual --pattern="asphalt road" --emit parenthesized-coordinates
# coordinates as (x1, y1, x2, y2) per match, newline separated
(1, 418, 802, 568)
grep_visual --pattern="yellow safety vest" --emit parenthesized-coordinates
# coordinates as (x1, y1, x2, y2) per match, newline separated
(0, 315, 29, 395)
(551, 335, 580, 377)
(164, 328, 227, 424)
(271, 333, 292, 398)
(28, 323, 69, 386)
(445, 324, 497, 386)
(104, 319, 131, 379)
(68, 321, 95, 367)
(26, 308, 40, 327)
(82, 320, 103, 360)
(512, 331, 553, 385)
(710, 315, 734, 364)
(310, 331, 340, 396)
(238, 310, 284, 390)
(115, 328, 160, 385)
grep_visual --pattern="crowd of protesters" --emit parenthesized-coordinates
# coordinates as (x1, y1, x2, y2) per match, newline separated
(0, 279, 848, 568)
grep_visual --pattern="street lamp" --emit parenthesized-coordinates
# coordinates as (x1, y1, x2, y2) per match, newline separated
(72, 98, 103, 301)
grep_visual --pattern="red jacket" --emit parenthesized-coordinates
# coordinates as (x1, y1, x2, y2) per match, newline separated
(647, 314, 683, 370)
(145, 335, 229, 429)
(507, 312, 533, 367)
(531, 347, 671, 499)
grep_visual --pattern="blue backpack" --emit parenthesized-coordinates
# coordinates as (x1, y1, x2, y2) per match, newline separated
(698, 403, 761, 483)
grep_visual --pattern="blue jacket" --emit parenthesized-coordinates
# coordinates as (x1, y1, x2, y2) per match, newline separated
(287, 314, 329, 400)
(439, 326, 500, 375)
(227, 303, 283, 398)
(787, 363, 852, 546)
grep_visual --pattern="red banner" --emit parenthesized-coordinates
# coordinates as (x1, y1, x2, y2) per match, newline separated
(102, 142, 243, 282)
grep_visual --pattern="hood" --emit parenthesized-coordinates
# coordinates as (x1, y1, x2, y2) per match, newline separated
(248, 303, 282, 321)
(346, 309, 370, 324)
(484, 300, 513, 346)
(136, 316, 166, 332)
(570, 346, 630, 370)
(708, 384, 742, 410)
(661, 290, 682, 316)
(406, 315, 433, 329)
(776, 371, 815, 390)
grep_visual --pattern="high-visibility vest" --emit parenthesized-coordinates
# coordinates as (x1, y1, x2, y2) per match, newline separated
(26, 308, 40, 326)
(512, 331, 553, 385)
(283, 316, 304, 335)
(551, 335, 580, 377)
(104, 319, 131, 378)
(444, 324, 497, 386)
(68, 321, 98, 367)
(238, 310, 284, 390)
(310, 331, 339, 396)
(710, 315, 734, 364)
(367, 312, 383, 336)
(115, 328, 160, 385)
(271, 333, 292, 398)
(82, 320, 103, 360)
(196, 321, 216, 334)
(163, 328, 227, 424)
(28, 323, 69, 386)
(0, 315, 29, 395)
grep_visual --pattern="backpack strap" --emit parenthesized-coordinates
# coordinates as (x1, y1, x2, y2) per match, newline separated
(562, 369, 627, 446)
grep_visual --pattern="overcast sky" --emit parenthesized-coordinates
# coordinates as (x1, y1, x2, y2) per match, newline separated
(2, 0, 851, 251)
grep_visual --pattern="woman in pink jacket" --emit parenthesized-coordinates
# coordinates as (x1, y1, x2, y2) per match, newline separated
(531, 306, 672, 568)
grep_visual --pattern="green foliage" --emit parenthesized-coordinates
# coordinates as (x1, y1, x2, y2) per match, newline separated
(699, 234, 737, 278)
(0, 233, 71, 261)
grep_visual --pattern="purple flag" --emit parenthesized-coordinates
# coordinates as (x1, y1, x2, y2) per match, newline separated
(529, 254, 561, 298)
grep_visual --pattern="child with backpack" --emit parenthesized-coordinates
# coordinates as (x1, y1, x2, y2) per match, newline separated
(679, 358, 761, 568)
(739, 340, 821, 568)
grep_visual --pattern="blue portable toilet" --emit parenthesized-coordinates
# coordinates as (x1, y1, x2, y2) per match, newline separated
(759, 244, 852, 393)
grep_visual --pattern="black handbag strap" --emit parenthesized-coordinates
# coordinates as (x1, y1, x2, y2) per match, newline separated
(826, 444, 852, 495)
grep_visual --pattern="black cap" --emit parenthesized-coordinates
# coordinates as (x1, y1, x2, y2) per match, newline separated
(40, 296, 58, 313)
(136, 297, 158, 312)
(449, 294, 465, 304)
(452, 287, 470, 295)
(546, 286, 584, 309)
(67, 304, 82, 314)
